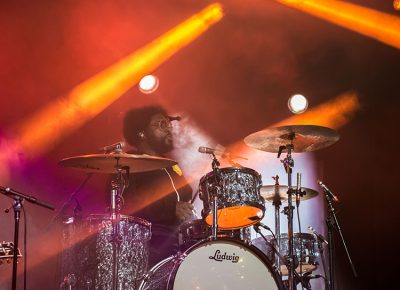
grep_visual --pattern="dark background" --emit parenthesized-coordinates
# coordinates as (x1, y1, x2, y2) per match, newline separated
(1, 1, 399, 289)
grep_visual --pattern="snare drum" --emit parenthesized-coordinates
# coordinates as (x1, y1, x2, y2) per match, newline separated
(253, 232, 319, 275)
(61, 214, 151, 290)
(178, 219, 251, 250)
(199, 167, 265, 229)
(138, 239, 284, 290)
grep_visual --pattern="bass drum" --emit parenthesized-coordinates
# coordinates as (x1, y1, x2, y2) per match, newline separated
(139, 239, 284, 290)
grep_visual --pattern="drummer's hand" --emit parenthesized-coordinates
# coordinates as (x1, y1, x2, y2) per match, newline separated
(176, 201, 194, 221)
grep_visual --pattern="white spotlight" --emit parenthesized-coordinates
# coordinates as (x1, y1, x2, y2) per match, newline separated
(139, 75, 159, 94)
(288, 94, 308, 114)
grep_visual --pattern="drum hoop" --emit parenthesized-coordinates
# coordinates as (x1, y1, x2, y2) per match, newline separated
(86, 214, 152, 228)
(200, 166, 261, 182)
(279, 232, 316, 240)
(203, 200, 265, 212)
(167, 238, 284, 290)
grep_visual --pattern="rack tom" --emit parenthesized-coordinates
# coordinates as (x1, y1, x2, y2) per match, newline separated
(199, 167, 265, 229)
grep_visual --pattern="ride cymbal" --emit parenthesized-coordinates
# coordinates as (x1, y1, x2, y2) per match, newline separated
(244, 125, 339, 153)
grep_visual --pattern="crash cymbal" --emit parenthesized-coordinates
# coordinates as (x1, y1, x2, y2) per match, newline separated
(244, 125, 339, 153)
(260, 185, 318, 202)
(58, 153, 177, 173)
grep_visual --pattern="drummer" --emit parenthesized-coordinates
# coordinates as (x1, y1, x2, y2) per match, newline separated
(108, 105, 194, 268)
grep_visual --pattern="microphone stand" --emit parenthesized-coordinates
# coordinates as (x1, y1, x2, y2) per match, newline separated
(0, 186, 55, 290)
(210, 153, 221, 239)
(325, 191, 357, 290)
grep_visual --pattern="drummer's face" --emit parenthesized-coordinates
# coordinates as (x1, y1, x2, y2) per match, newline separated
(145, 113, 173, 154)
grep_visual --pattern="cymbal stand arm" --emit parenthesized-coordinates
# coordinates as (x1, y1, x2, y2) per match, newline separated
(210, 153, 221, 240)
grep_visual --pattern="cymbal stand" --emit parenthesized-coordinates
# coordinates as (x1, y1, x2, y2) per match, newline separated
(210, 153, 221, 239)
(109, 163, 129, 290)
(278, 137, 295, 290)
(272, 175, 281, 271)
(1, 186, 55, 290)
(325, 190, 357, 290)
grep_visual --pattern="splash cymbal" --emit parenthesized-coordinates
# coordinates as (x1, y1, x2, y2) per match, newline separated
(59, 153, 177, 173)
(244, 125, 339, 153)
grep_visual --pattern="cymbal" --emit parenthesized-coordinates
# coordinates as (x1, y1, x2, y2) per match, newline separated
(260, 185, 318, 202)
(58, 153, 177, 173)
(244, 125, 339, 153)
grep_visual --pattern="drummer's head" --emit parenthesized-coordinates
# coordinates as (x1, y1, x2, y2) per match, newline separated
(124, 105, 175, 154)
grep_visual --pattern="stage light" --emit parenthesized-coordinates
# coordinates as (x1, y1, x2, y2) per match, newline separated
(288, 94, 308, 114)
(275, 0, 400, 49)
(139, 75, 159, 94)
(394, 0, 400, 11)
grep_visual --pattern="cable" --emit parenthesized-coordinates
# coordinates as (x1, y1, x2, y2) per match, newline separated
(163, 168, 181, 202)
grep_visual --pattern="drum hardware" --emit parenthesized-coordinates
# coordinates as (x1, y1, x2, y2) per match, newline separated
(1, 186, 54, 290)
(0, 242, 22, 265)
(245, 124, 340, 290)
(253, 224, 314, 290)
(318, 181, 357, 290)
(59, 150, 176, 290)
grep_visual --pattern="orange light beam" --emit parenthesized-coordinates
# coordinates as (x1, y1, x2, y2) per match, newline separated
(275, 0, 400, 49)
(12, 3, 224, 158)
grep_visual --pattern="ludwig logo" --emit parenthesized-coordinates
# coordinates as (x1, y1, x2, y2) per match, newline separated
(209, 250, 239, 263)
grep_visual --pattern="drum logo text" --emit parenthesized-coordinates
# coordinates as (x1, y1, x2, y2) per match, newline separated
(209, 250, 239, 263)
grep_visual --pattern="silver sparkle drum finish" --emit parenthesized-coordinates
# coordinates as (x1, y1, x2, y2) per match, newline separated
(199, 167, 265, 229)
(253, 232, 319, 275)
(61, 214, 151, 290)
(138, 239, 284, 290)
(178, 219, 251, 250)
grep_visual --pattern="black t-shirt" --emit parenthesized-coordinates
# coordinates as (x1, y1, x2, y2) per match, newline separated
(120, 166, 193, 226)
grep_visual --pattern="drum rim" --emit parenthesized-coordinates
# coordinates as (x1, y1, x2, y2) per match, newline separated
(85, 213, 152, 228)
(200, 166, 262, 182)
(166, 238, 285, 290)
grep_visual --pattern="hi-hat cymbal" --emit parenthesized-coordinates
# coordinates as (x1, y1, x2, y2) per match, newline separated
(58, 153, 177, 173)
(260, 185, 318, 202)
(244, 125, 339, 153)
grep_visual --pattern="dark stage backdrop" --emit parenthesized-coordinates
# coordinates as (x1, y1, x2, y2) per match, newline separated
(1, 1, 399, 289)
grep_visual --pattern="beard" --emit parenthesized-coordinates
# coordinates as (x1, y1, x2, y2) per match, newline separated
(148, 134, 174, 154)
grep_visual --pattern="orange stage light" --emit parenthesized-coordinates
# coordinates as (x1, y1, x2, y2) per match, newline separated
(11, 3, 224, 159)
(276, 0, 400, 49)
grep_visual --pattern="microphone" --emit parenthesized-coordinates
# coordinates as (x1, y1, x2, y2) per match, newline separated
(168, 116, 182, 121)
(98, 141, 126, 153)
(308, 226, 328, 245)
(317, 180, 340, 202)
(198, 146, 248, 160)
(198, 146, 221, 155)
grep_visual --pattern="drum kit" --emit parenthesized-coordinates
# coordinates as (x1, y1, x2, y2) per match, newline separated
(57, 124, 345, 290)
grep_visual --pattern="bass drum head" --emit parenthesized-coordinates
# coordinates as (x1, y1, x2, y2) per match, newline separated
(139, 239, 283, 290)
